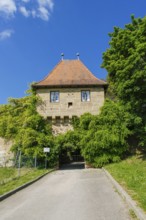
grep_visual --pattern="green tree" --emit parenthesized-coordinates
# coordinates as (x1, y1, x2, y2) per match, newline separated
(55, 130, 80, 164)
(102, 15, 146, 148)
(0, 90, 57, 166)
(79, 100, 131, 167)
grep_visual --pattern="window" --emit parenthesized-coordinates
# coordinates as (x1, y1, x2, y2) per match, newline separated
(50, 91, 59, 102)
(81, 91, 90, 102)
(68, 102, 73, 108)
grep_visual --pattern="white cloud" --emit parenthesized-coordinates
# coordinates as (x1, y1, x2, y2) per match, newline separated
(0, 0, 16, 17)
(37, 0, 54, 21)
(0, 29, 14, 40)
(0, 0, 55, 21)
(38, 0, 54, 11)
(38, 6, 49, 21)
(19, 6, 30, 17)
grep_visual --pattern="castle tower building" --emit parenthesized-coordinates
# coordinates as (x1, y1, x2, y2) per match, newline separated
(33, 59, 107, 134)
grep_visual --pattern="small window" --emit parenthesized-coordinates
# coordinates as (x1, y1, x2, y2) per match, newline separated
(68, 102, 73, 108)
(81, 91, 90, 102)
(50, 91, 59, 102)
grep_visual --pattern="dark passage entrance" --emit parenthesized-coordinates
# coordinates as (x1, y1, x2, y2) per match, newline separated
(60, 162, 85, 170)
(59, 148, 84, 168)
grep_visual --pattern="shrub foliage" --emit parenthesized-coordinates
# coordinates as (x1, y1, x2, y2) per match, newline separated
(0, 90, 57, 167)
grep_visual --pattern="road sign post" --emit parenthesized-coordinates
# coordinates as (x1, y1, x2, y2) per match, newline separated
(44, 148, 50, 169)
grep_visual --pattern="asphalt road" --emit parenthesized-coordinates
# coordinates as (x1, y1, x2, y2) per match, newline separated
(0, 164, 131, 220)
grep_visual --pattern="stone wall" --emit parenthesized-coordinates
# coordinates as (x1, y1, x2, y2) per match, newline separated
(52, 123, 73, 135)
(36, 87, 105, 119)
(0, 137, 13, 167)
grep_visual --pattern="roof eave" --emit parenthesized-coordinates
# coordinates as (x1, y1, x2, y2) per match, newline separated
(32, 83, 108, 89)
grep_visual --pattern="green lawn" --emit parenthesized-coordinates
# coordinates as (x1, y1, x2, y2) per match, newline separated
(0, 167, 52, 196)
(105, 155, 146, 212)
(0, 167, 17, 183)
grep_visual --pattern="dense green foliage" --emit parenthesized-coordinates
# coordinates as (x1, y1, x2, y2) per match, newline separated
(102, 15, 146, 148)
(73, 100, 131, 167)
(55, 130, 81, 163)
(0, 91, 57, 167)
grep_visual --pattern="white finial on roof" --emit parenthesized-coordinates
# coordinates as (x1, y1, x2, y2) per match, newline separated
(76, 53, 80, 60)
(61, 53, 64, 60)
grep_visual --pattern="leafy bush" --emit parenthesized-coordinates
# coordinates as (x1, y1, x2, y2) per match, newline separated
(0, 90, 58, 168)
(78, 100, 131, 167)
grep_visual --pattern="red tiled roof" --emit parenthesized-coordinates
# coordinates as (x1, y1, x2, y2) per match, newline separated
(33, 60, 107, 88)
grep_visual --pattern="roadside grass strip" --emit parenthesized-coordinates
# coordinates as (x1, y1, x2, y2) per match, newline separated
(105, 155, 146, 212)
(0, 168, 52, 196)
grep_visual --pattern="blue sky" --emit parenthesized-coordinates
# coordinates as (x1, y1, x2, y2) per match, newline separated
(0, 0, 146, 104)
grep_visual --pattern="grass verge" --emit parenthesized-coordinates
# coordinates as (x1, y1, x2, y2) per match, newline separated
(129, 209, 138, 220)
(0, 168, 52, 196)
(0, 167, 17, 183)
(105, 155, 146, 212)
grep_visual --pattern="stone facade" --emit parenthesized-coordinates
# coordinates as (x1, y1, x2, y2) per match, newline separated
(36, 87, 105, 120)
(0, 137, 13, 167)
